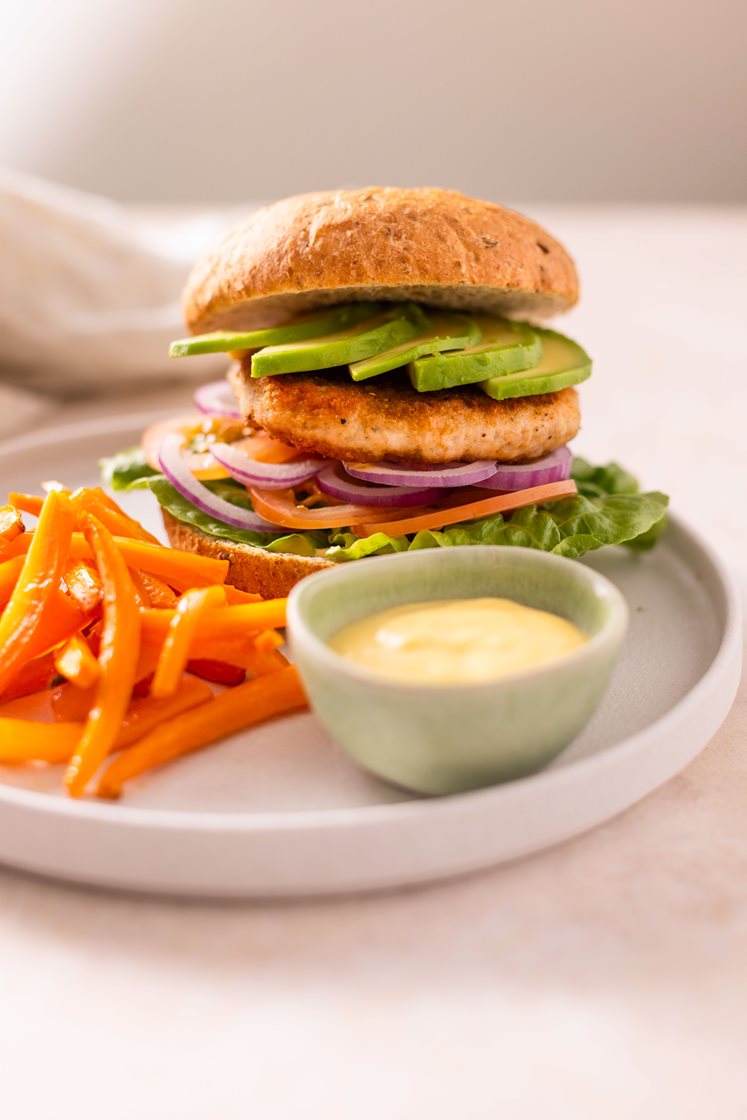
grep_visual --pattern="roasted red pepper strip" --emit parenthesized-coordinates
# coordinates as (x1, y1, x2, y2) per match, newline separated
(186, 659, 246, 686)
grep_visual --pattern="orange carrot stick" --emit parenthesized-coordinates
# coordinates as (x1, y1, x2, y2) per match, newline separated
(117, 676, 214, 748)
(151, 585, 227, 699)
(0, 720, 84, 765)
(128, 568, 152, 609)
(64, 515, 141, 798)
(0, 555, 25, 609)
(24, 591, 89, 662)
(255, 629, 284, 653)
(62, 560, 103, 613)
(69, 487, 161, 545)
(51, 682, 97, 722)
(222, 585, 263, 604)
(7, 493, 42, 517)
(0, 505, 25, 542)
(1, 535, 28, 558)
(54, 633, 101, 690)
(134, 642, 161, 685)
(138, 571, 178, 609)
(0, 594, 93, 701)
(140, 599, 287, 643)
(97, 665, 307, 798)
(139, 629, 285, 676)
(0, 653, 57, 705)
(90, 487, 161, 538)
(0, 491, 75, 695)
(242, 646, 288, 676)
(2, 677, 214, 764)
(8, 533, 229, 587)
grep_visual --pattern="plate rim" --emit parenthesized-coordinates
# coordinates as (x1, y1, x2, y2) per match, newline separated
(0, 414, 741, 837)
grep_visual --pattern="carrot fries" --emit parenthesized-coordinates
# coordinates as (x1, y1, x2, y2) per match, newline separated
(0, 485, 306, 798)
(54, 633, 100, 689)
(98, 666, 306, 799)
(0, 491, 75, 695)
(151, 585, 227, 699)
(0, 505, 25, 546)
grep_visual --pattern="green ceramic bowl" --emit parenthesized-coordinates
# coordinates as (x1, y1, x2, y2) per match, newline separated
(287, 547, 629, 795)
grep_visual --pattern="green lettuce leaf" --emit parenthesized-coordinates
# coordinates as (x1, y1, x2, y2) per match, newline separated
(327, 461, 669, 562)
(100, 447, 159, 491)
(571, 457, 640, 497)
(326, 531, 411, 560)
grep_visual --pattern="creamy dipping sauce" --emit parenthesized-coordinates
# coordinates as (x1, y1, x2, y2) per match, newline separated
(329, 597, 587, 685)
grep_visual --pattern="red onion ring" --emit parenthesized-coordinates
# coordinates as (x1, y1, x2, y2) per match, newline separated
(159, 433, 281, 532)
(475, 447, 572, 491)
(194, 380, 241, 419)
(211, 441, 326, 490)
(316, 464, 446, 507)
(345, 459, 499, 488)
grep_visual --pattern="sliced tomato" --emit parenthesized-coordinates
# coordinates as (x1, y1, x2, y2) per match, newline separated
(186, 659, 246, 686)
(141, 414, 233, 479)
(141, 417, 302, 479)
(350, 480, 578, 536)
(237, 433, 304, 464)
(248, 488, 408, 530)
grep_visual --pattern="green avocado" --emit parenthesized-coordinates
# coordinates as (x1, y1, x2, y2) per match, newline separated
(250, 305, 427, 377)
(408, 316, 541, 391)
(348, 312, 480, 380)
(169, 302, 384, 357)
(480, 327, 591, 400)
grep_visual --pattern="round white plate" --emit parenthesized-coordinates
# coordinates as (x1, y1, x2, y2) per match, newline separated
(0, 415, 741, 897)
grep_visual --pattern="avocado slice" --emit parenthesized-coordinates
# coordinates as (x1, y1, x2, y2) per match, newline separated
(251, 305, 427, 377)
(348, 312, 480, 381)
(408, 316, 541, 391)
(169, 302, 384, 357)
(481, 328, 592, 400)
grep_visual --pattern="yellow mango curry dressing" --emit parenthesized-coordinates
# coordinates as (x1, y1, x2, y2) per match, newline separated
(329, 598, 587, 685)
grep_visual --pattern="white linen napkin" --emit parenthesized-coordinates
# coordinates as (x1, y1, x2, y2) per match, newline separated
(0, 167, 252, 435)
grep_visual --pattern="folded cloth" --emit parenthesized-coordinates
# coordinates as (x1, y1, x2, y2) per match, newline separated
(0, 383, 55, 439)
(0, 167, 251, 404)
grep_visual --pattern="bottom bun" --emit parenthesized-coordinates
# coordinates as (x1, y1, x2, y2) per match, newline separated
(162, 511, 333, 598)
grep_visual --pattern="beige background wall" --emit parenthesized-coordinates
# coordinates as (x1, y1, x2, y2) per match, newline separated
(1, 0, 745, 204)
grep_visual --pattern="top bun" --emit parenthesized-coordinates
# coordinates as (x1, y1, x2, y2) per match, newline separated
(184, 187, 579, 333)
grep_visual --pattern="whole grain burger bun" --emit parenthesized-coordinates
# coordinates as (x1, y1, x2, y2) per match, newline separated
(162, 511, 332, 599)
(184, 187, 579, 334)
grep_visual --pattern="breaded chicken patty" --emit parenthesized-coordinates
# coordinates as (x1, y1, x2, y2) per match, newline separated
(231, 366, 580, 465)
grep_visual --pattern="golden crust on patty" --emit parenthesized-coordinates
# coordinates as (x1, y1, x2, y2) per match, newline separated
(230, 366, 580, 465)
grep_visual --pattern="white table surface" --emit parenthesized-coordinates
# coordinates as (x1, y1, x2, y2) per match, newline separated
(1, 206, 745, 1119)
